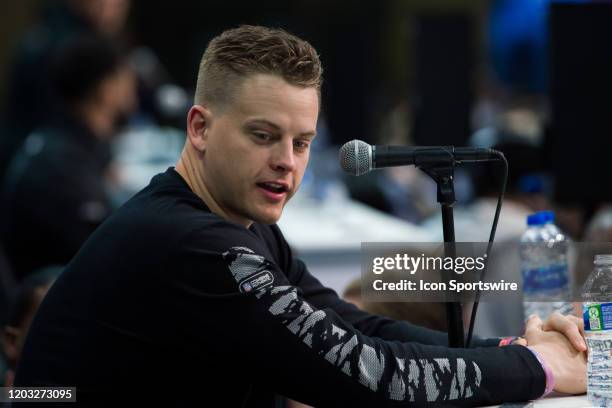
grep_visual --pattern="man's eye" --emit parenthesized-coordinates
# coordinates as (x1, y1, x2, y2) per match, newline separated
(294, 140, 310, 150)
(252, 132, 271, 141)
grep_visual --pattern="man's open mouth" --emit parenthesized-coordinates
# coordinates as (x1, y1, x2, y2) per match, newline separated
(257, 182, 288, 194)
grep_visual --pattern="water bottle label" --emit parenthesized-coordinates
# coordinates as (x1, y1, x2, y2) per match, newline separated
(584, 302, 612, 331)
(522, 264, 569, 293)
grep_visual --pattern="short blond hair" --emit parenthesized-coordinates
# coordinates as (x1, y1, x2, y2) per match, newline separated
(194, 25, 323, 109)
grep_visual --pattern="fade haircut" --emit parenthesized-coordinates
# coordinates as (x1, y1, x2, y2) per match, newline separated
(194, 25, 323, 110)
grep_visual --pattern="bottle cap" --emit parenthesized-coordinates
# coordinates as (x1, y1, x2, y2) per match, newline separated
(527, 212, 547, 226)
(541, 210, 555, 224)
(527, 211, 555, 226)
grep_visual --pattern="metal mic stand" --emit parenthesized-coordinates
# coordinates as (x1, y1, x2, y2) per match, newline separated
(419, 162, 464, 348)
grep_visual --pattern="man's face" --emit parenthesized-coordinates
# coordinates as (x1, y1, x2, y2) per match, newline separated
(201, 74, 319, 226)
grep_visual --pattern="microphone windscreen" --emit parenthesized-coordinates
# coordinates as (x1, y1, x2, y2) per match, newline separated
(339, 140, 372, 176)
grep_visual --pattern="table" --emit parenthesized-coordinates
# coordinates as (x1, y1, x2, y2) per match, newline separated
(485, 393, 591, 407)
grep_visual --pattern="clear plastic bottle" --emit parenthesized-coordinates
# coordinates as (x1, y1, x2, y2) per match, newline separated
(520, 211, 572, 321)
(583, 255, 612, 407)
(541, 212, 574, 316)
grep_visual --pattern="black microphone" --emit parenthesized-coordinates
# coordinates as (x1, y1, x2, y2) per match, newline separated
(339, 139, 500, 176)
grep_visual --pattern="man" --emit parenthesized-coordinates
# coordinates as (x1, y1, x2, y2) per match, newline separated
(1, 36, 136, 280)
(15, 26, 586, 407)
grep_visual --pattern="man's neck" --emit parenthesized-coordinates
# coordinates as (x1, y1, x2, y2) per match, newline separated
(175, 146, 252, 228)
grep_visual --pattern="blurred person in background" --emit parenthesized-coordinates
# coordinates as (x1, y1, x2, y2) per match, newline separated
(342, 248, 449, 332)
(0, 36, 137, 281)
(0, 0, 131, 183)
(1, 266, 61, 387)
(343, 278, 448, 332)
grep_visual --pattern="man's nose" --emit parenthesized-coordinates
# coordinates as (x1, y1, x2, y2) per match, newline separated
(270, 140, 297, 173)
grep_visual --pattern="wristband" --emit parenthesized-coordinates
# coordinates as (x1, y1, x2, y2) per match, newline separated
(498, 336, 523, 347)
(527, 347, 555, 397)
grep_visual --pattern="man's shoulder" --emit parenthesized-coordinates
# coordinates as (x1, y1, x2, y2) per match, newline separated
(164, 213, 289, 271)
(176, 218, 282, 257)
(90, 169, 291, 267)
(102, 169, 267, 247)
(70, 170, 225, 272)
(108, 168, 215, 235)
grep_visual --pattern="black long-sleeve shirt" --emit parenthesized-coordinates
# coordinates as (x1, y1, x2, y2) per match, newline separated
(1, 115, 112, 280)
(14, 168, 545, 407)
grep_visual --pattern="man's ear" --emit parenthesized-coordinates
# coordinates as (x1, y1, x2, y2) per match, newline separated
(186, 105, 212, 153)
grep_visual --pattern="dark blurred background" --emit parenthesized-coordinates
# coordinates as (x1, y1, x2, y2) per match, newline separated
(2, 1, 608, 163)
(1, 0, 612, 387)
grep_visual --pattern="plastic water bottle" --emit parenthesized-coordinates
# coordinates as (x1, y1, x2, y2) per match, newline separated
(520, 211, 572, 321)
(583, 255, 612, 407)
(541, 216, 575, 316)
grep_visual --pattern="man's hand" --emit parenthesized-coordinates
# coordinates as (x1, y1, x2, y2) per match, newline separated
(541, 312, 587, 352)
(524, 315, 587, 394)
(509, 312, 586, 350)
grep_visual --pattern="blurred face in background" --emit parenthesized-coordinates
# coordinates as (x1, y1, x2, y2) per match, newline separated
(72, 0, 131, 36)
(94, 64, 137, 138)
(193, 73, 319, 226)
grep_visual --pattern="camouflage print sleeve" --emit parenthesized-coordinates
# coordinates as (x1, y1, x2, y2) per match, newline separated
(219, 245, 545, 407)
